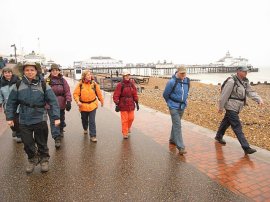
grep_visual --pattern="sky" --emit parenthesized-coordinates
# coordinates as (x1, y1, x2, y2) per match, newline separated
(0, 0, 270, 67)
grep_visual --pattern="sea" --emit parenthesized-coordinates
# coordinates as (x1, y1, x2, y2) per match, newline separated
(189, 67, 270, 85)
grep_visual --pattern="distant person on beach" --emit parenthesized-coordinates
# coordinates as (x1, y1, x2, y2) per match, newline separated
(73, 70, 104, 142)
(46, 64, 72, 149)
(5, 61, 60, 173)
(163, 66, 190, 155)
(215, 66, 264, 155)
(0, 66, 22, 143)
(113, 70, 139, 139)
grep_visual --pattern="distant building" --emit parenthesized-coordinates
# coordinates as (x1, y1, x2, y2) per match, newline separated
(23, 51, 46, 64)
(84, 56, 124, 68)
(215, 51, 249, 67)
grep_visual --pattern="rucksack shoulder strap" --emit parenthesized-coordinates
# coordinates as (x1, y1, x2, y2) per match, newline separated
(16, 80, 22, 90)
(41, 81, 46, 92)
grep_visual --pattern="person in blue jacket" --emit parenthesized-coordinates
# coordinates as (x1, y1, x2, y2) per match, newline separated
(6, 61, 60, 174)
(163, 66, 190, 155)
(0, 66, 21, 143)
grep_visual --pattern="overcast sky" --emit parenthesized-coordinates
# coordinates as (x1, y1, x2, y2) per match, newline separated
(0, 0, 269, 67)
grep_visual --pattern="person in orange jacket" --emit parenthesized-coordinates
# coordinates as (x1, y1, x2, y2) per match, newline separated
(73, 70, 104, 142)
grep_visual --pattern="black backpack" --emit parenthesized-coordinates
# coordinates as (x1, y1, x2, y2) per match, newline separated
(16, 79, 46, 92)
(220, 75, 247, 104)
(15, 80, 47, 108)
(168, 77, 190, 99)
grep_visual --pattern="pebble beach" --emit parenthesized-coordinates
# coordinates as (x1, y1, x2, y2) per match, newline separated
(139, 77, 270, 151)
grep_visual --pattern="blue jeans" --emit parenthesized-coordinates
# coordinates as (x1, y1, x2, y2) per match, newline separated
(81, 109, 97, 137)
(48, 109, 65, 139)
(216, 110, 249, 149)
(169, 108, 185, 149)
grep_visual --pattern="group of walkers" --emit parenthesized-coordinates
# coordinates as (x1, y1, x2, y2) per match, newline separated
(0, 62, 139, 174)
(0, 61, 264, 174)
(163, 65, 264, 155)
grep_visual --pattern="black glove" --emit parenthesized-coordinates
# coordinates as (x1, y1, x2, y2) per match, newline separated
(115, 105, 120, 112)
(135, 101, 139, 111)
(66, 101, 71, 111)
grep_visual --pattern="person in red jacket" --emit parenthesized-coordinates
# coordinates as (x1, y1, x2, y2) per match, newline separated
(113, 70, 139, 139)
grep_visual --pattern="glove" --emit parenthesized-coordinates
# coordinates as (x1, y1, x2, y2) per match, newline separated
(66, 101, 71, 111)
(135, 101, 139, 111)
(115, 105, 120, 112)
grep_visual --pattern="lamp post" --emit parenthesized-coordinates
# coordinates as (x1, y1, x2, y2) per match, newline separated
(11, 44, 17, 64)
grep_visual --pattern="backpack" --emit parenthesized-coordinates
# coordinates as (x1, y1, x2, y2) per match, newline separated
(168, 77, 190, 100)
(46, 77, 64, 86)
(220, 75, 247, 104)
(119, 80, 137, 97)
(79, 80, 99, 103)
(16, 79, 46, 93)
(46, 77, 65, 96)
(15, 80, 47, 108)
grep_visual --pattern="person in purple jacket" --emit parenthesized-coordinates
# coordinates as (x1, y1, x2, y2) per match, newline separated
(46, 64, 72, 148)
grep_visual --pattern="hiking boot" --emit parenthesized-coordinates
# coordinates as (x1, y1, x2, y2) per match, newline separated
(169, 140, 176, 145)
(26, 158, 39, 173)
(90, 137, 97, 142)
(26, 162, 36, 173)
(40, 161, 49, 172)
(55, 138, 61, 149)
(83, 130, 88, 135)
(123, 135, 129, 139)
(244, 147, 257, 155)
(178, 148, 187, 155)
(16, 137, 22, 143)
(12, 131, 17, 137)
(215, 136, 226, 145)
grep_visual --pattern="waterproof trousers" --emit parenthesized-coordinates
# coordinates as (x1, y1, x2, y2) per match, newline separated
(10, 113, 21, 138)
(120, 110, 134, 136)
(216, 110, 250, 149)
(20, 121, 50, 161)
(81, 109, 97, 137)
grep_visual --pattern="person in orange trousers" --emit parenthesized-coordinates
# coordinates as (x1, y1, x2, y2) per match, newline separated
(113, 70, 139, 139)
(73, 70, 104, 142)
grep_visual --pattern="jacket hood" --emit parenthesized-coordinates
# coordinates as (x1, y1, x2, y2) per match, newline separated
(22, 74, 43, 85)
(0, 75, 19, 87)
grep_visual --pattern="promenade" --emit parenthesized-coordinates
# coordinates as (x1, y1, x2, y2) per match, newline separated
(0, 77, 270, 201)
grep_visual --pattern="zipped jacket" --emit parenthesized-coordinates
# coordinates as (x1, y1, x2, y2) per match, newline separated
(46, 75, 72, 109)
(219, 74, 262, 112)
(163, 74, 189, 110)
(6, 75, 60, 125)
(0, 75, 19, 110)
(73, 80, 104, 112)
(113, 79, 138, 111)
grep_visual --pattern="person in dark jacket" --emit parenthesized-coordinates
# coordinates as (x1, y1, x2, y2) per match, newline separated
(163, 66, 190, 155)
(113, 70, 139, 139)
(46, 64, 72, 148)
(0, 66, 22, 143)
(6, 61, 60, 173)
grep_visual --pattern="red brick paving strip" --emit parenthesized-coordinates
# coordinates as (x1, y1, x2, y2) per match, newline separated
(104, 93, 270, 202)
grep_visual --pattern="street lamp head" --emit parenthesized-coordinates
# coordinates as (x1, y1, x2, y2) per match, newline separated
(11, 44, 15, 47)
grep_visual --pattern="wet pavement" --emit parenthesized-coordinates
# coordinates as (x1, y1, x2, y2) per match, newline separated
(0, 77, 269, 201)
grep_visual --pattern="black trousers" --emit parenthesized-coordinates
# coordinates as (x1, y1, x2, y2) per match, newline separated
(216, 110, 249, 149)
(20, 121, 50, 160)
(5, 112, 21, 138)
